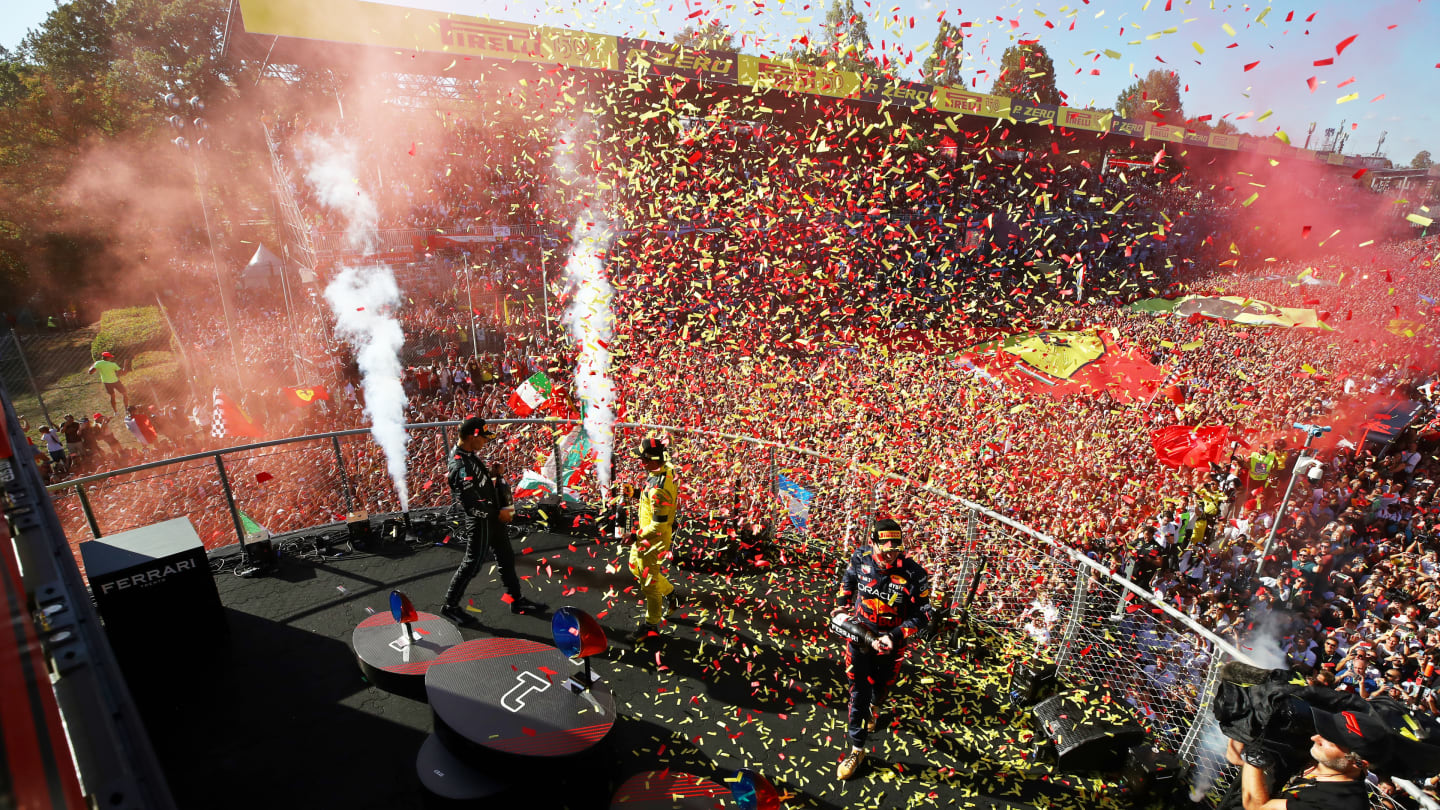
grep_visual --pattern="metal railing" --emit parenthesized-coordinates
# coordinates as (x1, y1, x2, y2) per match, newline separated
(42, 419, 1424, 806)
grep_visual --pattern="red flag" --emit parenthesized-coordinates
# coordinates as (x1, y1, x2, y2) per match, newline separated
(1151, 425, 1231, 469)
(284, 385, 331, 408)
(211, 388, 264, 439)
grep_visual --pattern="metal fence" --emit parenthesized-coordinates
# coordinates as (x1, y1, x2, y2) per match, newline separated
(0, 327, 108, 433)
(42, 419, 1425, 807)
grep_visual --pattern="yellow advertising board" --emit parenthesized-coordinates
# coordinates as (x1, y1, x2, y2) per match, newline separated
(1058, 106, 1110, 132)
(738, 55, 863, 99)
(930, 86, 1010, 119)
(236, 0, 618, 70)
(1146, 123, 1186, 143)
(1207, 133, 1239, 151)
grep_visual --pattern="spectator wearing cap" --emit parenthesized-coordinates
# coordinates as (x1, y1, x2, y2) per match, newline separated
(59, 414, 84, 467)
(89, 412, 123, 457)
(1225, 705, 1385, 810)
(77, 415, 104, 460)
(87, 351, 128, 413)
(38, 425, 66, 471)
(625, 436, 681, 643)
(438, 416, 546, 624)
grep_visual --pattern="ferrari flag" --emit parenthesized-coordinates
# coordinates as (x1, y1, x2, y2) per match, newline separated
(959, 329, 1164, 403)
(284, 385, 331, 408)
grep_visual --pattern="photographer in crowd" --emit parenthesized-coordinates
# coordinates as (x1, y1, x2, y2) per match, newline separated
(1224, 706, 1386, 810)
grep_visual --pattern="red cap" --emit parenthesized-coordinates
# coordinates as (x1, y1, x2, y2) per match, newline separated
(92, 413, 104, 421)
(101, 352, 113, 358)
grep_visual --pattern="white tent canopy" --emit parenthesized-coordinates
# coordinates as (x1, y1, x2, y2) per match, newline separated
(240, 244, 284, 287)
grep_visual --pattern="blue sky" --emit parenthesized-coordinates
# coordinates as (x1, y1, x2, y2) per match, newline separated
(5, 0, 1438, 162)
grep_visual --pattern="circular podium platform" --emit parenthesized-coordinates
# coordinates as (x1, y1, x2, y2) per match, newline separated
(426, 638, 616, 760)
(353, 611, 463, 700)
(610, 771, 731, 809)
(415, 733, 509, 807)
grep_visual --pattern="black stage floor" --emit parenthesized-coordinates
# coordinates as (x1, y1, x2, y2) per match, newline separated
(127, 527, 1166, 810)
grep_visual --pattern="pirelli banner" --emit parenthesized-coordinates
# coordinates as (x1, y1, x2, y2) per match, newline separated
(232, 0, 1369, 169)
(739, 55, 865, 99)
(931, 87, 1011, 119)
(618, 38, 739, 83)
(1058, 107, 1111, 132)
(235, 0, 617, 69)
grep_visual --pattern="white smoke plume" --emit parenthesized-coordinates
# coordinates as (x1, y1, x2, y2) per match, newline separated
(300, 133, 410, 511)
(552, 117, 616, 492)
(1189, 603, 1284, 800)
(1188, 716, 1233, 802)
(565, 214, 616, 491)
(298, 134, 378, 255)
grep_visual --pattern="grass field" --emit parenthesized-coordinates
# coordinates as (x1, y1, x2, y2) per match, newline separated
(0, 324, 185, 448)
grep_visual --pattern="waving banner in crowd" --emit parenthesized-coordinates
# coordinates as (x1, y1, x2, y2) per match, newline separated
(959, 329, 1164, 403)
(1131, 296, 1333, 329)
(1151, 425, 1235, 469)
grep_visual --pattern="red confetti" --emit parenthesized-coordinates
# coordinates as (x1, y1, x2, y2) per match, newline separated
(1243, 61, 1260, 72)
(256, 472, 273, 483)
(1306, 76, 1318, 93)
(1336, 34, 1358, 54)
(1315, 58, 1334, 67)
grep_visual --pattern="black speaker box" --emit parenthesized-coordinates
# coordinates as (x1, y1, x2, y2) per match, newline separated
(244, 535, 277, 568)
(1122, 743, 1183, 797)
(1008, 661, 1059, 706)
(1033, 691, 1146, 772)
(347, 511, 374, 550)
(950, 611, 1001, 662)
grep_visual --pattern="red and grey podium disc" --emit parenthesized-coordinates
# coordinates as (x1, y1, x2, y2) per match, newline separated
(415, 733, 509, 806)
(353, 611, 463, 701)
(610, 771, 731, 809)
(426, 638, 616, 760)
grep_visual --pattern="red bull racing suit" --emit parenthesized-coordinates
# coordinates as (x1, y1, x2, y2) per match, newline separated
(836, 547, 933, 748)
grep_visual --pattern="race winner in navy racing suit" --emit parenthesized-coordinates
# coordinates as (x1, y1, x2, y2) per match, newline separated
(831, 517, 933, 781)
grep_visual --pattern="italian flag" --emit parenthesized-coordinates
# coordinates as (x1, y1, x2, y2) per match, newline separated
(513, 469, 557, 500)
(508, 371, 552, 416)
(239, 510, 271, 543)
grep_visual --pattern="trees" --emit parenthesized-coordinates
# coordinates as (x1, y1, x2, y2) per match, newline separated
(786, 0, 883, 77)
(989, 42, 1061, 105)
(1115, 70, 1184, 125)
(19, 0, 115, 87)
(1413, 151, 1433, 170)
(0, 0, 241, 306)
(922, 19, 965, 88)
(672, 20, 737, 53)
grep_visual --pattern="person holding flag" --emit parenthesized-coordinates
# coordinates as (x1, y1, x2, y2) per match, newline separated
(625, 437, 680, 643)
(439, 417, 546, 624)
